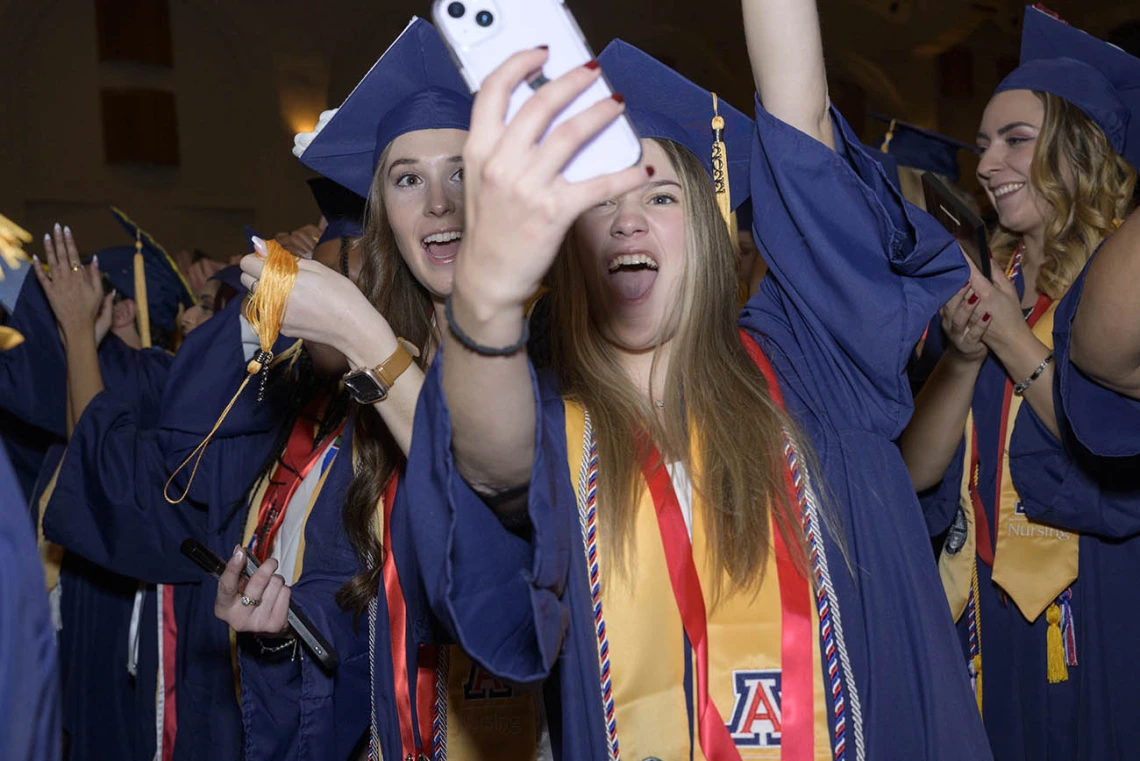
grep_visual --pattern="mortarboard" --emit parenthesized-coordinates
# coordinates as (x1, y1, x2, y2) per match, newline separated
(307, 177, 366, 245)
(596, 40, 752, 241)
(295, 17, 472, 199)
(996, 5, 1140, 169)
(871, 114, 975, 181)
(210, 264, 245, 294)
(107, 208, 196, 345)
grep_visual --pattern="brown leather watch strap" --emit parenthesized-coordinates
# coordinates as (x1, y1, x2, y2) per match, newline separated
(374, 338, 419, 389)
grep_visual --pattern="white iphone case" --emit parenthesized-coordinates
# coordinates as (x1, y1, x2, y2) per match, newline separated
(433, 0, 642, 183)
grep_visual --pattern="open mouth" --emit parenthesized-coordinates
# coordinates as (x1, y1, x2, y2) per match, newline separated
(606, 251, 659, 302)
(421, 230, 462, 264)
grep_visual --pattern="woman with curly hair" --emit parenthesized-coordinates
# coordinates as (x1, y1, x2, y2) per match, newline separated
(900, 8, 1140, 760)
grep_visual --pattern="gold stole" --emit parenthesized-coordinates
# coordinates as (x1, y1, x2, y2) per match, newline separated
(564, 401, 830, 760)
(442, 647, 540, 759)
(939, 300, 1079, 681)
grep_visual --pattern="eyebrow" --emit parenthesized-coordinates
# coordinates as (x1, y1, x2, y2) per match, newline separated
(976, 121, 1039, 141)
(647, 179, 682, 190)
(387, 155, 463, 172)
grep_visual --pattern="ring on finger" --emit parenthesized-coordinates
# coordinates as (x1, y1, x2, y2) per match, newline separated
(70, 264, 80, 272)
(240, 595, 261, 607)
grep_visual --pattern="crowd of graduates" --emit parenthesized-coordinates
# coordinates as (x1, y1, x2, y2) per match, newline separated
(3, 2, 1140, 761)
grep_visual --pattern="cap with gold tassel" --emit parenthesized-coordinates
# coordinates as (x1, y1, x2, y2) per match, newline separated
(0, 213, 32, 350)
(710, 92, 739, 248)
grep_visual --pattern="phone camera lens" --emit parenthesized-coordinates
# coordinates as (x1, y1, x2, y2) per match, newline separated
(447, 2, 465, 18)
(475, 10, 494, 27)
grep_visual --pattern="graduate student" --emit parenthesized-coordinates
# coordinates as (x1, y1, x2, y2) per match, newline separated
(222, 19, 548, 761)
(401, 0, 989, 758)
(900, 7, 1140, 759)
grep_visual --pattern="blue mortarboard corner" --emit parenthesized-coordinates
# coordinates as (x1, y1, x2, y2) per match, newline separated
(308, 177, 367, 245)
(296, 17, 471, 199)
(597, 39, 753, 212)
(107, 208, 196, 335)
(997, 5, 1140, 169)
(871, 114, 975, 181)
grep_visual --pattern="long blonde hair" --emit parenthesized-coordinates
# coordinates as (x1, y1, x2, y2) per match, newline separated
(991, 92, 1137, 297)
(550, 139, 806, 594)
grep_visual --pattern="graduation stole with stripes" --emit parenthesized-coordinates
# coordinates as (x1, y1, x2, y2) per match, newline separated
(562, 333, 853, 761)
(939, 260, 1079, 701)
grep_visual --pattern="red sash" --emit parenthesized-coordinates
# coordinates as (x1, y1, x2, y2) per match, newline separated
(636, 330, 814, 761)
(967, 293, 1052, 567)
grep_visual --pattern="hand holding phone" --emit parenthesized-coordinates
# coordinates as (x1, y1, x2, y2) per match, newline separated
(182, 539, 337, 670)
(433, 0, 641, 183)
(922, 172, 993, 280)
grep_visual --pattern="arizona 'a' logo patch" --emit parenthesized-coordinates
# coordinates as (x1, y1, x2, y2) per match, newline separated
(726, 670, 783, 747)
(463, 663, 514, 701)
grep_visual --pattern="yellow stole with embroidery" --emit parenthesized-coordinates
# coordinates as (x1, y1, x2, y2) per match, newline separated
(563, 400, 831, 761)
(939, 295, 1079, 698)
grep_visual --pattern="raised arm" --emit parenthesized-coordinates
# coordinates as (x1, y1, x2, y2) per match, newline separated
(443, 50, 646, 502)
(32, 225, 113, 436)
(742, 0, 834, 148)
(1070, 209, 1140, 398)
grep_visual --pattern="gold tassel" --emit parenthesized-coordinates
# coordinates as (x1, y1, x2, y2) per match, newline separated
(164, 240, 299, 504)
(970, 559, 983, 714)
(710, 93, 737, 248)
(879, 118, 898, 153)
(1046, 603, 1068, 683)
(133, 231, 152, 349)
(972, 654, 983, 713)
(0, 212, 32, 276)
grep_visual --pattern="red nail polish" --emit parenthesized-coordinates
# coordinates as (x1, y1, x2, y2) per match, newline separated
(584, 59, 600, 70)
(536, 45, 549, 50)
(982, 313, 991, 322)
(611, 93, 625, 104)
(968, 293, 978, 305)
(646, 165, 655, 177)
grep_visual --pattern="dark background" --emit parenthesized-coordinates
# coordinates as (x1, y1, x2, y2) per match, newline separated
(1, 0, 1136, 261)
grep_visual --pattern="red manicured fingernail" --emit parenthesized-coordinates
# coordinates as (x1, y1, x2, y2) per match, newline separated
(584, 59, 600, 70)
(968, 294, 978, 305)
(646, 165, 655, 177)
(982, 313, 991, 322)
(611, 93, 625, 104)
(536, 45, 549, 50)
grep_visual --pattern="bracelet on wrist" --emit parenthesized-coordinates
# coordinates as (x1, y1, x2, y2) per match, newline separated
(445, 294, 528, 357)
(1013, 353, 1054, 396)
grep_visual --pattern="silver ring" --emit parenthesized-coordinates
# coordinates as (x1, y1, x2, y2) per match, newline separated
(240, 595, 261, 607)
(249, 278, 258, 294)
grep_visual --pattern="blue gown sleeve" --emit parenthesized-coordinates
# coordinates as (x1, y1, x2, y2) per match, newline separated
(1010, 402, 1140, 539)
(918, 437, 966, 538)
(740, 101, 967, 438)
(404, 351, 572, 684)
(1053, 259, 1140, 458)
(0, 277, 68, 437)
(239, 430, 372, 761)
(0, 441, 61, 761)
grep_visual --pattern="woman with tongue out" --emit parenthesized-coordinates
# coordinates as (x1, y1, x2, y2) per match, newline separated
(900, 7, 1140, 760)
(218, 19, 551, 761)
(400, 0, 991, 758)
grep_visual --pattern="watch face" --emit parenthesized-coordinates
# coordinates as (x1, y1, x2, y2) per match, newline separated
(344, 370, 387, 404)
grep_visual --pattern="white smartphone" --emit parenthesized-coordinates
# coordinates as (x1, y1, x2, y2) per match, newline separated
(432, 0, 642, 183)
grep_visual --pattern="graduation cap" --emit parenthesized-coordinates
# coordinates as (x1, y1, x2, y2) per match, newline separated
(108, 208, 196, 346)
(996, 5, 1140, 168)
(596, 39, 753, 239)
(296, 17, 472, 199)
(211, 264, 245, 294)
(307, 177, 366, 245)
(871, 114, 975, 181)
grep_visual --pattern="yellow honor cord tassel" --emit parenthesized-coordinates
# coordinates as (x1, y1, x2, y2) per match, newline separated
(972, 654, 983, 713)
(1046, 603, 1069, 683)
(163, 240, 300, 505)
(0, 327, 24, 350)
(879, 118, 898, 153)
(0, 213, 33, 275)
(710, 92, 736, 246)
(970, 558, 984, 715)
(133, 232, 152, 349)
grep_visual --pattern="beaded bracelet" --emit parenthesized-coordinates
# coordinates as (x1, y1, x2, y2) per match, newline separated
(1013, 353, 1054, 396)
(445, 294, 529, 357)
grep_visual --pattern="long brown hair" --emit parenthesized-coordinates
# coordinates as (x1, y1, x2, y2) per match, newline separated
(336, 143, 437, 615)
(550, 138, 807, 596)
(991, 92, 1137, 298)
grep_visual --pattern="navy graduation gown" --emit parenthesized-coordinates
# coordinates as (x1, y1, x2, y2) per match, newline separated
(0, 439, 61, 761)
(919, 264, 1140, 760)
(403, 103, 990, 760)
(44, 297, 297, 761)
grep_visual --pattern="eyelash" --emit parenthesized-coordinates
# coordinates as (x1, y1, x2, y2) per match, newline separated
(1006, 136, 1032, 147)
(649, 193, 676, 205)
(395, 174, 421, 187)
